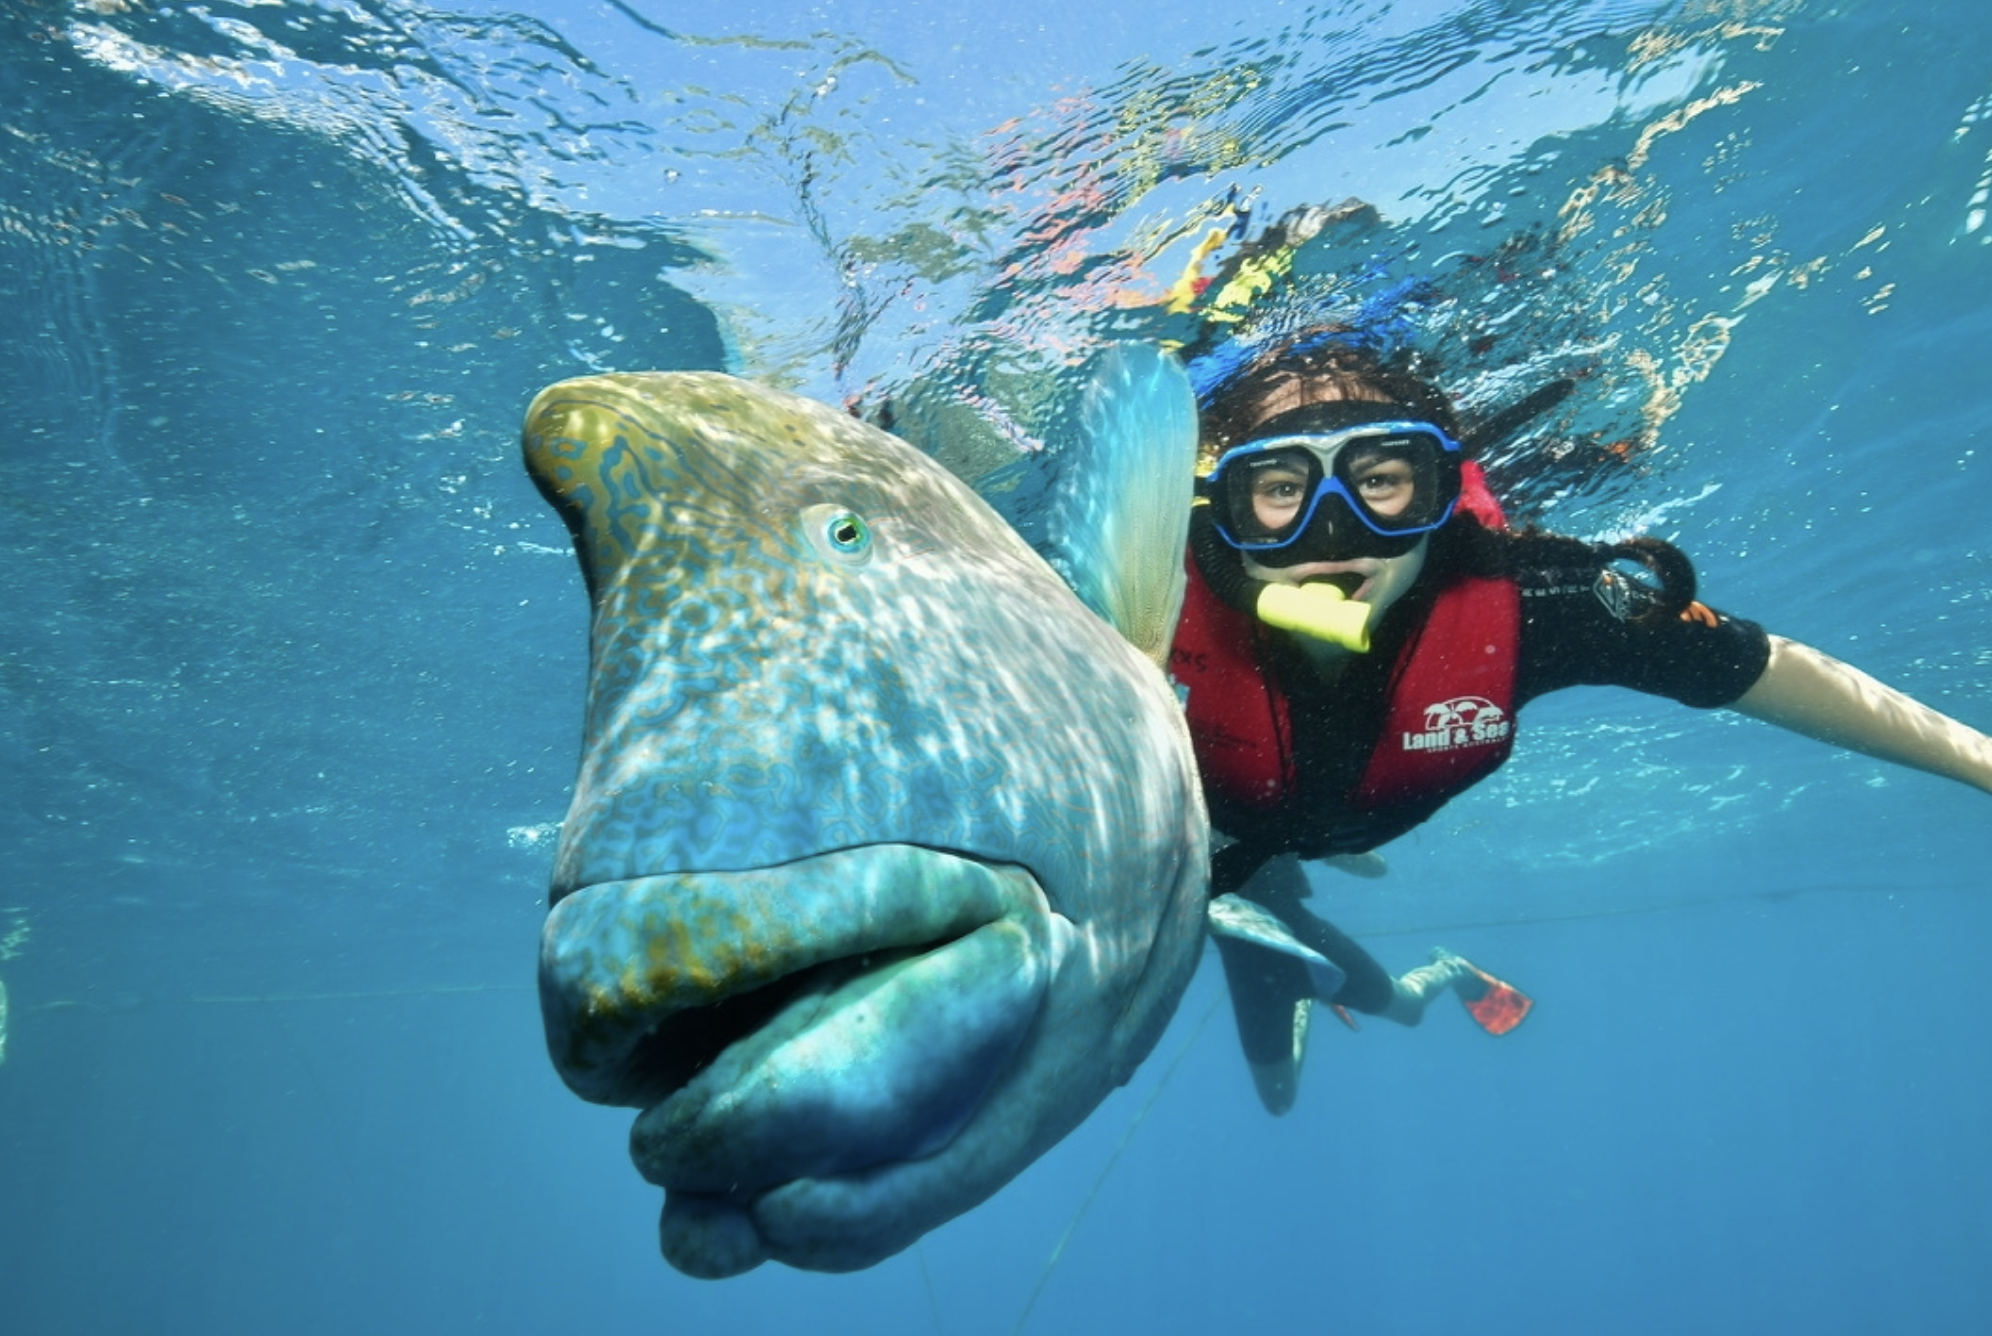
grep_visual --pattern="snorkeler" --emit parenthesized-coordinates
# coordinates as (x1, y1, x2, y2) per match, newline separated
(1173, 331, 1992, 1114)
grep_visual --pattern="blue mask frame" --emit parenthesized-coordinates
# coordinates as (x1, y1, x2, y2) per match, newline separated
(1205, 420, 1464, 554)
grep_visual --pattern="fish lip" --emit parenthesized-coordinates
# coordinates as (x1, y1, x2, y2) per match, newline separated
(537, 844, 1057, 1278)
(538, 841, 1051, 1110)
(630, 910, 1047, 1192)
(636, 900, 1057, 1279)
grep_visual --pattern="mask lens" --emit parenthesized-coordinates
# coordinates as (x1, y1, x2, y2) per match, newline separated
(1207, 422, 1463, 555)
(1333, 431, 1455, 533)
(1216, 445, 1322, 546)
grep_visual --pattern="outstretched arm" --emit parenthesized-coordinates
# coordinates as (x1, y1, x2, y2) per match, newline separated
(1730, 635, 1992, 794)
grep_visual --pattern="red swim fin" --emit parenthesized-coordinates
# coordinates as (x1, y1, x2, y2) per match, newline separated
(1453, 961, 1533, 1035)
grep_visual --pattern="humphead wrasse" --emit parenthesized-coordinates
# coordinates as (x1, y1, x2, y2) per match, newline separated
(523, 348, 1210, 1277)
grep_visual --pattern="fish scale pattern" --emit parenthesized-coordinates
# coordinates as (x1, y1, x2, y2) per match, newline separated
(523, 368, 1211, 1274)
(524, 373, 1203, 952)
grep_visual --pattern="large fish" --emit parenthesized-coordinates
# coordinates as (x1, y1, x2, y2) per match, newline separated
(522, 347, 1213, 1277)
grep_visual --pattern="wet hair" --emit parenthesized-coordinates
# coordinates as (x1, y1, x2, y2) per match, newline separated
(1195, 331, 1698, 625)
(1199, 333, 1460, 452)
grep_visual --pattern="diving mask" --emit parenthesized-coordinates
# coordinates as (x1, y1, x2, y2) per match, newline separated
(1206, 408, 1463, 566)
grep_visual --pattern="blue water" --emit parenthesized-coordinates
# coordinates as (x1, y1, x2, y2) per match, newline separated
(3, 0, 1989, 1331)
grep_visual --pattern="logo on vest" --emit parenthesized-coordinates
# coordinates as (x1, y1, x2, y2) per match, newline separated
(1402, 695, 1511, 753)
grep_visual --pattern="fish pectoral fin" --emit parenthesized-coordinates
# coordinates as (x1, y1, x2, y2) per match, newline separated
(1043, 344, 1198, 665)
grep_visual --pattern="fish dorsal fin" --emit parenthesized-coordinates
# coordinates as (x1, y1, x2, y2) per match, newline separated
(1042, 344, 1198, 666)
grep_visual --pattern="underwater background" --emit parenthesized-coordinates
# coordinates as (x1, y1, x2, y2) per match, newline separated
(2, 0, 1989, 1331)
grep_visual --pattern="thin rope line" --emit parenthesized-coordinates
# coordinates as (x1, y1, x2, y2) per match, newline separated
(916, 1241, 947, 1336)
(1010, 989, 1225, 1336)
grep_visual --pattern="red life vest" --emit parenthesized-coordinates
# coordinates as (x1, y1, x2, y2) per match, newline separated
(1350, 569, 1519, 810)
(1169, 463, 1520, 824)
(1170, 548, 1298, 810)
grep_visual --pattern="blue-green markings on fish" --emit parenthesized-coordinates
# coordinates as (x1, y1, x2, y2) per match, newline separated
(523, 347, 1210, 1277)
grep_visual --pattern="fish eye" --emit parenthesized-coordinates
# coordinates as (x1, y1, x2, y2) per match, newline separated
(802, 503, 874, 566)
(827, 512, 869, 550)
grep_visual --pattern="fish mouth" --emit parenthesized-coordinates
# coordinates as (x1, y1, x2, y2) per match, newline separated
(538, 844, 1056, 1276)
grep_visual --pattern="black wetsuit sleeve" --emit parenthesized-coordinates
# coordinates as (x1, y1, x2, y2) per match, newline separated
(1513, 562, 1772, 709)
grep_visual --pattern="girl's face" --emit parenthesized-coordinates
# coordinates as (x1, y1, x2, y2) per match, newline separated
(1232, 375, 1434, 636)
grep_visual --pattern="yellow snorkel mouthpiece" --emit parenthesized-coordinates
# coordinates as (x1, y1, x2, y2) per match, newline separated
(1255, 581, 1373, 652)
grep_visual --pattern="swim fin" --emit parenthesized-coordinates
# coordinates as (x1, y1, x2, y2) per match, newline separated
(1440, 952, 1533, 1035)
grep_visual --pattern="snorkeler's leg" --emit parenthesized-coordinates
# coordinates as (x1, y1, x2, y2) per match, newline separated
(1241, 857, 1533, 1031)
(1237, 856, 1398, 1015)
(1382, 950, 1491, 1027)
(1213, 933, 1315, 1116)
(1385, 949, 1534, 1033)
(1733, 635, 1992, 794)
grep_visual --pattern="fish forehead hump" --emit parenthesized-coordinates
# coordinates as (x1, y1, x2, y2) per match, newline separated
(524, 371, 1203, 928)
